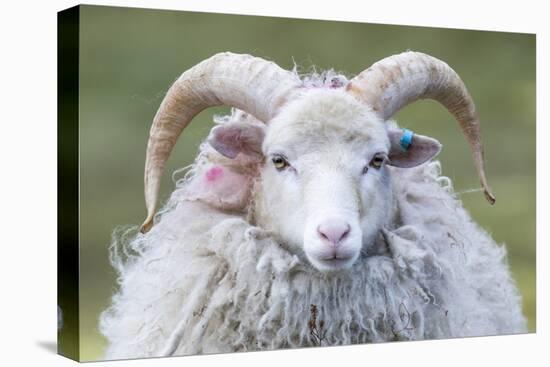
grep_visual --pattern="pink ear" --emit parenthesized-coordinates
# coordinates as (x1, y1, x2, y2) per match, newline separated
(387, 128, 442, 168)
(208, 123, 265, 159)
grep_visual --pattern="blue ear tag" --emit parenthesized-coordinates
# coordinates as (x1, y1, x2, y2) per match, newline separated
(399, 129, 414, 151)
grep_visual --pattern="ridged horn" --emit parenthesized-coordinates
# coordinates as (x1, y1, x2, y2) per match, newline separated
(141, 52, 301, 233)
(346, 51, 495, 205)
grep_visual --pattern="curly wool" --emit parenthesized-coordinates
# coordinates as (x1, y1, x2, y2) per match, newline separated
(99, 71, 526, 359)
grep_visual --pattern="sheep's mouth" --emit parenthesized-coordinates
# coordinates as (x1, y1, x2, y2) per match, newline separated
(320, 254, 353, 261)
(315, 256, 355, 271)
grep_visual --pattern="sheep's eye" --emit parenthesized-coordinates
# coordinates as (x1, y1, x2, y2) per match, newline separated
(369, 153, 386, 169)
(272, 155, 289, 170)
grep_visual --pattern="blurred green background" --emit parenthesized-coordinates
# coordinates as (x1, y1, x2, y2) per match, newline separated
(76, 5, 535, 361)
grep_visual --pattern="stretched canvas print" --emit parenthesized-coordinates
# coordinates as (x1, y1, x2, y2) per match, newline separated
(57, 4, 536, 362)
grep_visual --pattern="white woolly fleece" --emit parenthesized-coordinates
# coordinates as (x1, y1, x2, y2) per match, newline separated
(100, 160, 526, 359)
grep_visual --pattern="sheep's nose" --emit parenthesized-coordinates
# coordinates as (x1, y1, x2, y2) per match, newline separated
(317, 219, 351, 247)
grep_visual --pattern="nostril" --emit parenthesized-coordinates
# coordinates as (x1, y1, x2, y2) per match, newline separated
(317, 220, 351, 246)
(340, 225, 351, 241)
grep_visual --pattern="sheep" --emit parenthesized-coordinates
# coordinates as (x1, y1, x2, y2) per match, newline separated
(99, 51, 527, 360)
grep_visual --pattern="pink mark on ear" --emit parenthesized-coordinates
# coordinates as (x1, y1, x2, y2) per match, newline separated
(205, 166, 224, 183)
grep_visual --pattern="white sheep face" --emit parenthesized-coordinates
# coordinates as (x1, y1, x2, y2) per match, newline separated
(209, 89, 442, 272)
(257, 90, 393, 271)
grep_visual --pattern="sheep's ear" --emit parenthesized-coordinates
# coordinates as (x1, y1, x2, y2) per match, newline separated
(208, 123, 265, 159)
(387, 128, 442, 168)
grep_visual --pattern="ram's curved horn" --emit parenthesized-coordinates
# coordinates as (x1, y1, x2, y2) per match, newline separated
(141, 52, 301, 233)
(346, 51, 495, 205)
